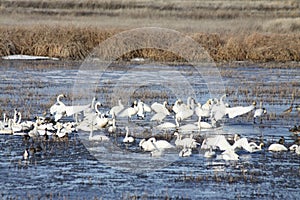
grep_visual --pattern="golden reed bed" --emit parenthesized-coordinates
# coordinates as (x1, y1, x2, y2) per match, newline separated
(0, 25, 299, 62)
(0, 0, 299, 62)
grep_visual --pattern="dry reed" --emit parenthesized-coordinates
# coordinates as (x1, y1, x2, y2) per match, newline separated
(0, 25, 299, 62)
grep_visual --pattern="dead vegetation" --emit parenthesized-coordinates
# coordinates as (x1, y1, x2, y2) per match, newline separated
(0, 0, 299, 62)
(0, 25, 299, 62)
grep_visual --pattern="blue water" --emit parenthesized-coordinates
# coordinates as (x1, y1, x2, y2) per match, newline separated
(0, 60, 299, 199)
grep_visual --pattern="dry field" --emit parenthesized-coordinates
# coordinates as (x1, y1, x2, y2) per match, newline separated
(0, 0, 300, 62)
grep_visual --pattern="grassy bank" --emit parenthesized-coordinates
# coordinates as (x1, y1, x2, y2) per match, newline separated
(0, 0, 299, 62)
(0, 25, 299, 62)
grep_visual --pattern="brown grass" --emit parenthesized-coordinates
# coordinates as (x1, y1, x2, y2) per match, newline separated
(0, 25, 299, 62)
(0, 0, 299, 62)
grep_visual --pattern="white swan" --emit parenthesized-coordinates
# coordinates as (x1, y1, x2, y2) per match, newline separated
(205, 134, 257, 154)
(89, 123, 109, 141)
(210, 94, 227, 122)
(253, 102, 267, 124)
(172, 99, 183, 114)
(140, 137, 174, 151)
(174, 97, 194, 120)
(197, 116, 213, 129)
(174, 132, 199, 148)
(156, 116, 180, 130)
(217, 149, 239, 161)
(248, 142, 264, 152)
(150, 112, 167, 122)
(123, 126, 135, 143)
(50, 94, 67, 121)
(151, 101, 170, 115)
(268, 143, 288, 152)
(109, 99, 124, 116)
(94, 102, 109, 128)
(119, 101, 139, 119)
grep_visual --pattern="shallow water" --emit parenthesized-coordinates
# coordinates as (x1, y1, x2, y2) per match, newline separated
(0, 60, 299, 199)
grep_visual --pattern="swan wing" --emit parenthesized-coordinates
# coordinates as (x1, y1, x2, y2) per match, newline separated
(232, 138, 252, 152)
(151, 102, 169, 115)
(150, 113, 167, 122)
(206, 135, 232, 151)
(226, 105, 255, 118)
(65, 104, 90, 116)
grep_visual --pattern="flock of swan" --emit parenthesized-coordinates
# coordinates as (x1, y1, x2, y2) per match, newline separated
(0, 93, 299, 161)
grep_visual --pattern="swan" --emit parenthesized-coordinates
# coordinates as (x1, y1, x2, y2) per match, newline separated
(151, 101, 170, 115)
(178, 123, 199, 133)
(197, 116, 213, 129)
(174, 132, 199, 148)
(28, 122, 39, 137)
(140, 137, 174, 151)
(156, 116, 180, 130)
(136, 101, 147, 119)
(248, 142, 264, 152)
(179, 146, 192, 157)
(195, 103, 210, 120)
(123, 126, 135, 143)
(289, 144, 300, 155)
(253, 102, 267, 124)
(88, 123, 109, 141)
(172, 99, 183, 114)
(95, 113, 109, 128)
(150, 112, 167, 122)
(109, 99, 124, 116)
(200, 99, 212, 119)
(149, 137, 174, 150)
(119, 100, 139, 119)
(217, 149, 239, 161)
(174, 97, 195, 120)
(268, 143, 288, 152)
(94, 102, 109, 128)
(205, 134, 256, 153)
(50, 94, 67, 121)
(210, 94, 227, 122)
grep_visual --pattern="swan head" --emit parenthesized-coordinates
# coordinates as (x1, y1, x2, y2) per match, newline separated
(262, 108, 267, 114)
(278, 136, 285, 145)
(149, 137, 156, 143)
(252, 101, 257, 106)
(259, 142, 265, 148)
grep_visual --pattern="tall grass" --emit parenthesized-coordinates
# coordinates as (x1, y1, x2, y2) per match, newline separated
(0, 25, 299, 62)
